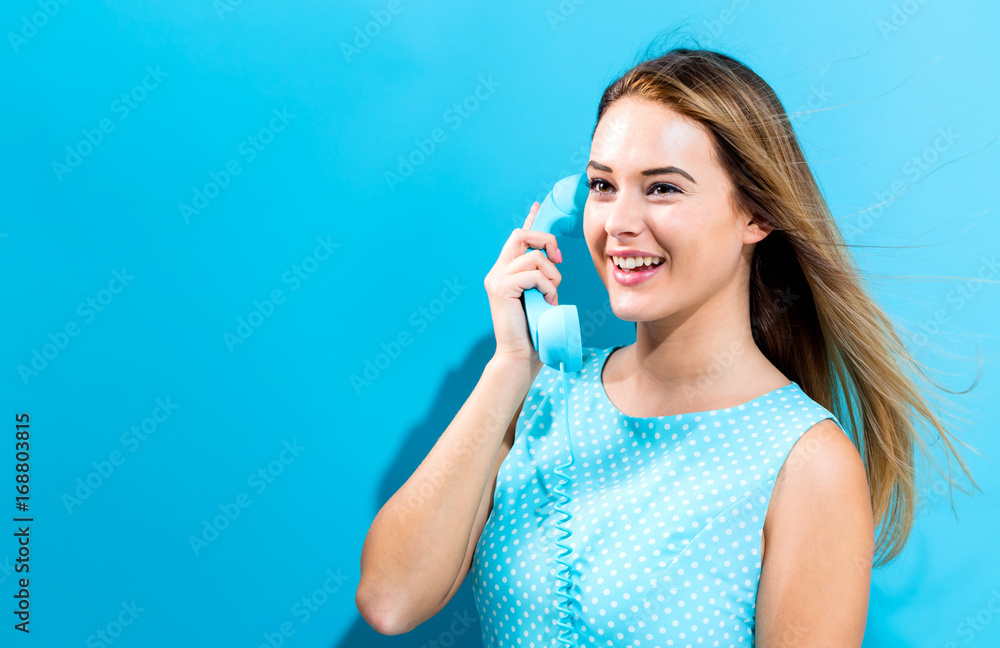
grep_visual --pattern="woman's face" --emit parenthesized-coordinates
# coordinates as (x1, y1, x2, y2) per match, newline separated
(583, 96, 771, 325)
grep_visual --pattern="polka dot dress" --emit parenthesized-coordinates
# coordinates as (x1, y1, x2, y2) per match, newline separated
(471, 345, 845, 647)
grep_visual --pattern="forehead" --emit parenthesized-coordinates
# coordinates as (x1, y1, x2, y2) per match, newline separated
(591, 96, 717, 172)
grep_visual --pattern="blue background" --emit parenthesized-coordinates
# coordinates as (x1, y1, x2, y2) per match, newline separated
(1, 0, 998, 646)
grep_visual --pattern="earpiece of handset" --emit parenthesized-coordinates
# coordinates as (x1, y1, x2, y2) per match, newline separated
(522, 174, 589, 374)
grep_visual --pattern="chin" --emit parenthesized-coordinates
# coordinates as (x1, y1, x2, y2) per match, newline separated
(607, 298, 647, 323)
(609, 291, 680, 323)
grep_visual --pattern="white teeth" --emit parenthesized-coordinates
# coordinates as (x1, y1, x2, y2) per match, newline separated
(612, 255, 664, 270)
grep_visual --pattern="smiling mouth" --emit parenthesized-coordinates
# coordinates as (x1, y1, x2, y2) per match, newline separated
(610, 255, 664, 272)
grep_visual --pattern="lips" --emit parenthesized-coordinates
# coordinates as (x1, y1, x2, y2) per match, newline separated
(609, 256, 663, 286)
(610, 255, 664, 271)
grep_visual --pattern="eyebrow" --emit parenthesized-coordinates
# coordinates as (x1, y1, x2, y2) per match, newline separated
(587, 160, 697, 185)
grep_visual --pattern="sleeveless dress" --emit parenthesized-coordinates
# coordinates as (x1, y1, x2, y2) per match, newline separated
(471, 344, 846, 647)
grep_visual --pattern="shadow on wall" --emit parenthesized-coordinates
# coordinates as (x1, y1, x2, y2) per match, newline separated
(335, 334, 497, 647)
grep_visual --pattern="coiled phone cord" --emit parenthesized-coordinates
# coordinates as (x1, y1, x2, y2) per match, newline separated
(552, 361, 578, 647)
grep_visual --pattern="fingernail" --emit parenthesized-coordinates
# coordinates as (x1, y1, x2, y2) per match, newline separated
(556, 249, 563, 263)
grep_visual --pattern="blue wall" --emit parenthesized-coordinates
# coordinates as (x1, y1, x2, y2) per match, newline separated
(1, 1, 998, 646)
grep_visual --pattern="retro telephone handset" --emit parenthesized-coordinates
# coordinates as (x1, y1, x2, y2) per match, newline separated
(520, 173, 589, 647)
(521, 173, 589, 373)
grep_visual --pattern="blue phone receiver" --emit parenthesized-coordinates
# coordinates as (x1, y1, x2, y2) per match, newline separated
(521, 173, 590, 646)
(522, 173, 590, 374)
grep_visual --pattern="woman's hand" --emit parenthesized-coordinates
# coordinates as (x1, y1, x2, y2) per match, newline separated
(483, 201, 563, 368)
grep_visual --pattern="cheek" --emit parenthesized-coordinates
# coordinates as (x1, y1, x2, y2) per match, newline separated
(582, 208, 601, 238)
(681, 231, 744, 281)
(583, 218, 605, 258)
(660, 209, 740, 272)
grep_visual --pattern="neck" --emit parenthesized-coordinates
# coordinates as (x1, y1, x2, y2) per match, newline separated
(624, 291, 783, 409)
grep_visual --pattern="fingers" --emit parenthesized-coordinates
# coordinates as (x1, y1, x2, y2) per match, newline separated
(523, 201, 541, 229)
(505, 248, 561, 289)
(484, 203, 565, 309)
(496, 203, 563, 266)
(509, 269, 559, 306)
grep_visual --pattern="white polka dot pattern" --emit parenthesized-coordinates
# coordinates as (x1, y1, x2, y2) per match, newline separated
(471, 345, 846, 647)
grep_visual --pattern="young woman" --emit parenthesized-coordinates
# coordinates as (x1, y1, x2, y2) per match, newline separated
(356, 48, 979, 647)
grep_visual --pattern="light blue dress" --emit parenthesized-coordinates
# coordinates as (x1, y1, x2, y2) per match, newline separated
(472, 345, 845, 647)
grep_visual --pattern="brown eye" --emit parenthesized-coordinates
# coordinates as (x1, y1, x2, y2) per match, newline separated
(651, 183, 682, 195)
(587, 178, 612, 194)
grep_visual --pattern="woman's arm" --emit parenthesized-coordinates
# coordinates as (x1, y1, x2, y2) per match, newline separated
(356, 201, 561, 635)
(355, 355, 539, 636)
(755, 418, 875, 647)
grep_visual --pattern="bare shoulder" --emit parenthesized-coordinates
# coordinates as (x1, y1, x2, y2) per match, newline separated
(775, 418, 868, 496)
(756, 417, 874, 645)
(764, 417, 872, 545)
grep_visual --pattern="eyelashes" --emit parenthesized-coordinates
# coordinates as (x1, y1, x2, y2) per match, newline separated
(586, 177, 683, 196)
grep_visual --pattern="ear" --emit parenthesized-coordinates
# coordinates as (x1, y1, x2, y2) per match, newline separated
(742, 215, 773, 245)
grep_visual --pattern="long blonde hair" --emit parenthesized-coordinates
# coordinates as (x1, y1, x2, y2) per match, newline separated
(592, 47, 984, 567)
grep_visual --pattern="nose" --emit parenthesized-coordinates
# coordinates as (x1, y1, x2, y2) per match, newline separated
(603, 184, 645, 239)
